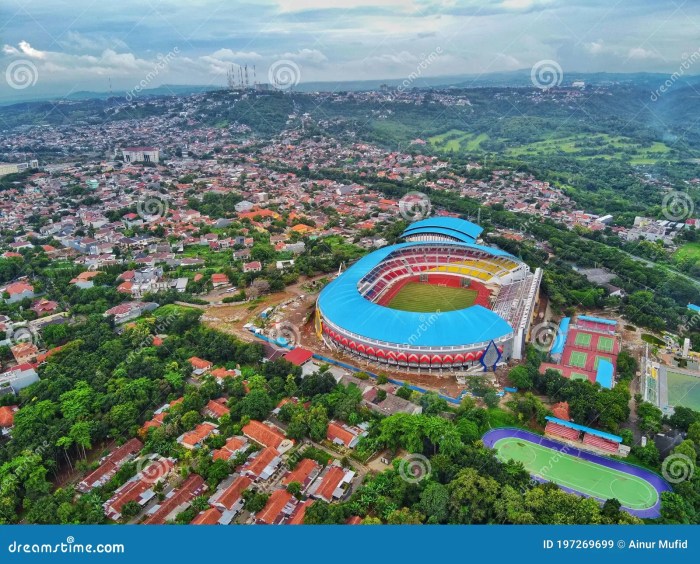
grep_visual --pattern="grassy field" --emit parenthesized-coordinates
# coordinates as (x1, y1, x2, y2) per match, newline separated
(428, 129, 489, 152)
(674, 242, 700, 262)
(493, 437, 658, 510)
(667, 371, 700, 412)
(386, 282, 477, 312)
(504, 133, 672, 164)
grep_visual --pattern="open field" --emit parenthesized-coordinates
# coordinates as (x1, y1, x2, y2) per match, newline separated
(667, 371, 700, 411)
(492, 437, 658, 510)
(674, 242, 700, 262)
(428, 129, 489, 152)
(386, 282, 477, 312)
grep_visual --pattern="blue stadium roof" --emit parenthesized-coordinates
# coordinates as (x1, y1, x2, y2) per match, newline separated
(577, 315, 617, 326)
(595, 360, 614, 389)
(401, 217, 483, 243)
(545, 416, 622, 443)
(317, 241, 517, 347)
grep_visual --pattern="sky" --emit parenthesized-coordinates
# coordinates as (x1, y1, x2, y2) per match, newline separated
(1, 0, 700, 100)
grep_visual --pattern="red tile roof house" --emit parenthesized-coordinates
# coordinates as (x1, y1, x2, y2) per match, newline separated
(0, 405, 19, 436)
(143, 473, 207, 525)
(211, 273, 229, 288)
(2, 281, 35, 303)
(209, 475, 252, 524)
(241, 447, 283, 482)
(103, 457, 175, 521)
(243, 261, 262, 273)
(178, 422, 219, 450)
(288, 499, 314, 525)
(188, 356, 213, 376)
(210, 367, 239, 382)
(203, 398, 230, 419)
(308, 465, 356, 503)
(282, 458, 321, 494)
(282, 347, 314, 367)
(191, 507, 222, 525)
(255, 489, 297, 525)
(11, 341, 39, 364)
(327, 421, 366, 449)
(139, 397, 183, 436)
(77, 438, 143, 493)
(212, 435, 248, 462)
(30, 299, 59, 316)
(242, 420, 292, 453)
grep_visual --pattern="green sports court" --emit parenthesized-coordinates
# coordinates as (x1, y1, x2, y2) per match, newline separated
(491, 437, 658, 510)
(385, 282, 477, 313)
(574, 332, 592, 347)
(597, 336, 615, 353)
(568, 350, 588, 368)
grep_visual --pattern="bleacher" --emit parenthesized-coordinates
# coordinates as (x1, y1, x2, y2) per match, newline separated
(545, 421, 580, 442)
(583, 433, 619, 454)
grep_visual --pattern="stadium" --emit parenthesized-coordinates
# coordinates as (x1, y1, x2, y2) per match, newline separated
(315, 218, 542, 371)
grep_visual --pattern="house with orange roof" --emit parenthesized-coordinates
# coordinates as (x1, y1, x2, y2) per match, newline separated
(191, 507, 221, 525)
(308, 464, 355, 503)
(77, 438, 143, 493)
(103, 457, 175, 521)
(203, 398, 230, 419)
(11, 341, 39, 364)
(242, 420, 287, 450)
(178, 422, 218, 450)
(188, 356, 213, 376)
(210, 367, 239, 382)
(211, 273, 229, 287)
(2, 281, 34, 303)
(288, 499, 314, 525)
(241, 447, 282, 481)
(327, 420, 366, 449)
(143, 473, 207, 525)
(209, 474, 252, 524)
(212, 435, 248, 462)
(139, 398, 183, 436)
(282, 458, 321, 494)
(36, 345, 64, 364)
(290, 223, 314, 235)
(0, 405, 19, 436)
(255, 489, 296, 525)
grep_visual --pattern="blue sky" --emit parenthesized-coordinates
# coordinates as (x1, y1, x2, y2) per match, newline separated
(2, 0, 700, 99)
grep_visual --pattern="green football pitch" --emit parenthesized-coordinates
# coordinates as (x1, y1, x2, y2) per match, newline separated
(386, 282, 477, 313)
(493, 438, 658, 509)
(574, 332, 592, 347)
(667, 371, 700, 412)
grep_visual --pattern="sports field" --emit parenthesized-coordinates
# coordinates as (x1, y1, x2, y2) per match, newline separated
(493, 437, 658, 510)
(597, 336, 615, 353)
(667, 371, 700, 412)
(569, 350, 588, 368)
(386, 282, 477, 312)
(574, 332, 591, 347)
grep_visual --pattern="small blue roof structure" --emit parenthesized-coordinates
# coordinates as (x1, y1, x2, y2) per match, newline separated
(550, 317, 570, 355)
(688, 303, 700, 313)
(401, 217, 483, 243)
(545, 416, 623, 443)
(577, 315, 617, 326)
(595, 359, 614, 389)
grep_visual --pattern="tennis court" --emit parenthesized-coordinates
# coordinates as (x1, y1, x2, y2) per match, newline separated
(571, 372, 589, 381)
(574, 332, 592, 347)
(492, 437, 658, 510)
(569, 350, 588, 368)
(597, 336, 615, 353)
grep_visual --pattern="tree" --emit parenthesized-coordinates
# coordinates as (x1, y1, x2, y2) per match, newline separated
(420, 392, 448, 415)
(308, 405, 329, 442)
(508, 365, 533, 389)
(121, 500, 141, 520)
(286, 481, 302, 498)
(419, 482, 449, 523)
(483, 391, 500, 409)
(239, 389, 274, 421)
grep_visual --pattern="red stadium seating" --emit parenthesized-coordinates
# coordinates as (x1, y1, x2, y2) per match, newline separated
(582, 433, 618, 454)
(545, 422, 580, 442)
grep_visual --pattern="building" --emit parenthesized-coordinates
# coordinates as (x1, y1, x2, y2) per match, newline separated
(308, 465, 355, 503)
(143, 474, 207, 524)
(242, 420, 289, 451)
(282, 458, 321, 494)
(241, 446, 282, 481)
(121, 147, 160, 164)
(2, 281, 35, 303)
(255, 489, 296, 525)
(178, 422, 218, 450)
(316, 218, 541, 368)
(209, 475, 252, 524)
(327, 421, 366, 448)
(77, 438, 143, 493)
(0, 364, 39, 394)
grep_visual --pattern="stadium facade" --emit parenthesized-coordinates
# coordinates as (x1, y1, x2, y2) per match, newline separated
(315, 218, 542, 370)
